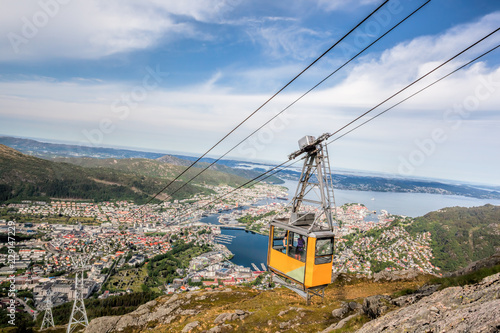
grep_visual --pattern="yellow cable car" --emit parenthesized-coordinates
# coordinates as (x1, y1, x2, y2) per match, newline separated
(267, 134, 336, 302)
(268, 218, 335, 288)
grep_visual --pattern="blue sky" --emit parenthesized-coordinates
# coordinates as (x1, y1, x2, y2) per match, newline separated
(0, 0, 499, 185)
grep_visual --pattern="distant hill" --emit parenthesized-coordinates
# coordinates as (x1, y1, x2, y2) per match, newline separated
(0, 136, 165, 159)
(0, 145, 213, 203)
(406, 204, 500, 272)
(279, 168, 500, 199)
(0, 136, 283, 185)
(2, 136, 499, 198)
(156, 155, 284, 185)
(156, 154, 193, 167)
(51, 157, 249, 188)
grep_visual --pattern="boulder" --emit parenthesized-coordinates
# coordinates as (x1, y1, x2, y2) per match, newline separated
(181, 309, 200, 316)
(182, 321, 200, 333)
(363, 295, 391, 319)
(214, 310, 251, 324)
(348, 301, 362, 311)
(391, 284, 439, 307)
(321, 313, 361, 333)
(279, 321, 291, 329)
(207, 324, 232, 333)
(331, 305, 348, 320)
(278, 310, 288, 316)
(214, 313, 235, 324)
(373, 269, 420, 282)
(84, 316, 121, 333)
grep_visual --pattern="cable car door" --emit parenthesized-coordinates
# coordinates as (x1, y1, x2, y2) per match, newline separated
(268, 226, 307, 284)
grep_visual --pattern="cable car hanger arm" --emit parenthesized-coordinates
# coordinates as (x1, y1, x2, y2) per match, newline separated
(288, 132, 332, 160)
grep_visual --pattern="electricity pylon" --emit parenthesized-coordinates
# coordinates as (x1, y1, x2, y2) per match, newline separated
(40, 292, 55, 330)
(67, 253, 93, 333)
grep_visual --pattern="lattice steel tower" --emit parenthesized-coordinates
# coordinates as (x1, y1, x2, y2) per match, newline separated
(67, 271, 89, 333)
(40, 292, 55, 330)
(67, 254, 92, 333)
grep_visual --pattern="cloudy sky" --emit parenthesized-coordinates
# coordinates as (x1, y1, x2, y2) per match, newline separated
(1, 0, 499, 185)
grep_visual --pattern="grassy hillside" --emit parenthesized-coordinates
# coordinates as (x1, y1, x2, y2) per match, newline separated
(52, 157, 248, 188)
(406, 204, 500, 272)
(0, 145, 213, 203)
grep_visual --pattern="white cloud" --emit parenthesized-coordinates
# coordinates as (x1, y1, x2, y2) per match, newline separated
(315, 0, 380, 12)
(304, 12, 500, 110)
(145, 0, 241, 22)
(246, 22, 331, 61)
(0, 0, 238, 61)
(1, 11, 500, 183)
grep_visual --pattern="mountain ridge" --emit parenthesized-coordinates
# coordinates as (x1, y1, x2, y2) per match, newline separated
(0, 136, 283, 185)
(2, 135, 500, 199)
(0, 145, 213, 203)
(50, 156, 249, 189)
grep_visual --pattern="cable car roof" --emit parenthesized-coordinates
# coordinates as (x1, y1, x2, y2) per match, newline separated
(270, 218, 334, 238)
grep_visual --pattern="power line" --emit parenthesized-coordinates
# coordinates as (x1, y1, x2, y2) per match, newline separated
(151, 0, 430, 204)
(131, 0, 390, 218)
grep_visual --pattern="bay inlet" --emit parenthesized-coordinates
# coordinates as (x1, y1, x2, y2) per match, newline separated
(201, 180, 500, 269)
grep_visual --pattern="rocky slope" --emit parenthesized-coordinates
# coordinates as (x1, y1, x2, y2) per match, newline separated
(85, 289, 264, 333)
(357, 272, 500, 333)
(82, 265, 500, 333)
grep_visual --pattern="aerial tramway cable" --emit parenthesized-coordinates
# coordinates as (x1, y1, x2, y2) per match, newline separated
(327, 44, 500, 144)
(130, 1, 390, 219)
(175, 38, 500, 222)
(136, 8, 499, 225)
(324, 27, 500, 141)
(176, 158, 301, 222)
(152, 0, 431, 204)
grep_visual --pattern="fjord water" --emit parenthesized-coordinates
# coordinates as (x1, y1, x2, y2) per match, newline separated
(222, 229, 269, 269)
(200, 213, 270, 268)
(281, 179, 500, 217)
(202, 180, 500, 269)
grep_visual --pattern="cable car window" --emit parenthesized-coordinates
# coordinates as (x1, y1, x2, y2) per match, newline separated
(316, 238, 333, 256)
(287, 232, 307, 262)
(315, 238, 333, 264)
(272, 227, 287, 254)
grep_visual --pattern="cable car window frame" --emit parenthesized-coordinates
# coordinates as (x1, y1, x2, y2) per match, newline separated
(271, 227, 287, 254)
(286, 231, 307, 262)
(315, 237, 334, 265)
